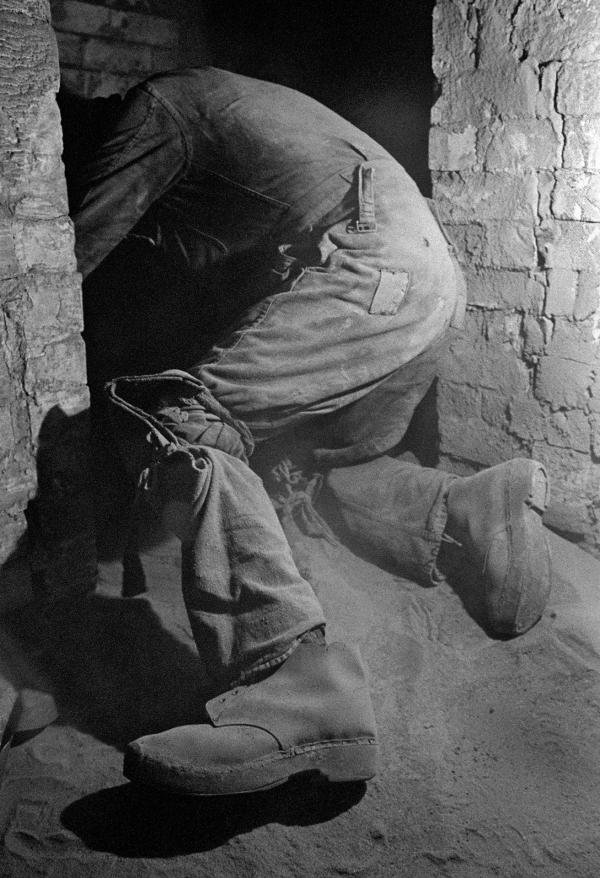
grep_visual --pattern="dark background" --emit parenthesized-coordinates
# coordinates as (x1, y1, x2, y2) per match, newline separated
(203, 0, 436, 194)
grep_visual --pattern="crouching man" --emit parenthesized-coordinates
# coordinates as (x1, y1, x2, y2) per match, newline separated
(68, 66, 551, 795)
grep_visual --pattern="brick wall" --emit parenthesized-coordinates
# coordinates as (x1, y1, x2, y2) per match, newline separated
(0, 0, 92, 611)
(430, 0, 600, 552)
(51, 0, 208, 98)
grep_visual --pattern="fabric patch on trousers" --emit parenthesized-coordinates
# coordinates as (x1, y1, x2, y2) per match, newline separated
(369, 269, 410, 315)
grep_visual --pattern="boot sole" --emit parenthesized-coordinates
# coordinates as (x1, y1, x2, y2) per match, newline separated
(124, 738, 378, 796)
(484, 459, 551, 636)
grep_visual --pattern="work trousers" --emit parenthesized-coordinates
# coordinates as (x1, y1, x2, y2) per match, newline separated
(75, 85, 463, 692)
(108, 367, 456, 696)
(105, 168, 461, 694)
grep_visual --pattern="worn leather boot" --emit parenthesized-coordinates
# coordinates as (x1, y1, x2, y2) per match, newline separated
(124, 642, 378, 795)
(444, 458, 551, 636)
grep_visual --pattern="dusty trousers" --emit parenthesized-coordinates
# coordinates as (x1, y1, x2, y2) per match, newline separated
(102, 157, 461, 691)
(146, 445, 327, 694)
(75, 70, 463, 692)
(324, 456, 456, 586)
(107, 371, 327, 695)
(106, 342, 456, 698)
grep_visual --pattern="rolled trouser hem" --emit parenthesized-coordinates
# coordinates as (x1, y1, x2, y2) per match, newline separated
(228, 619, 327, 689)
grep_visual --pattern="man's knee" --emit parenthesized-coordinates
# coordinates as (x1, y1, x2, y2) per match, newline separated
(105, 370, 254, 477)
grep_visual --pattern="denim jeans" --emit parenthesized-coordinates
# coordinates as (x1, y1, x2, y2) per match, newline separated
(73, 70, 464, 691)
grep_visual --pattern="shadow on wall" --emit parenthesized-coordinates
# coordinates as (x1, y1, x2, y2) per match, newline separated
(0, 401, 208, 752)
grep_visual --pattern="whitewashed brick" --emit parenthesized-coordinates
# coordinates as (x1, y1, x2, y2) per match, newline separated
(575, 271, 600, 321)
(432, 60, 538, 126)
(552, 171, 600, 222)
(512, 0, 600, 63)
(545, 268, 577, 316)
(564, 117, 600, 170)
(448, 219, 537, 270)
(545, 409, 590, 453)
(462, 267, 542, 310)
(24, 336, 88, 395)
(13, 217, 77, 272)
(538, 220, 600, 271)
(433, 171, 537, 223)
(535, 356, 592, 409)
(429, 125, 477, 171)
(439, 412, 521, 467)
(557, 62, 600, 117)
(508, 397, 545, 443)
(432, 0, 476, 77)
(481, 118, 562, 172)
(548, 317, 600, 365)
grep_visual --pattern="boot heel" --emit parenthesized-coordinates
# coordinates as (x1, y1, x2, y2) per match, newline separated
(319, 741, 378, 783)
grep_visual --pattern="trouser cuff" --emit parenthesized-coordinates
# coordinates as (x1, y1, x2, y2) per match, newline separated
(229, 624, 327, 689)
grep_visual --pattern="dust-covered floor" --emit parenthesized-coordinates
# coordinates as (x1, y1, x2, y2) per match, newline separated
(2, 490, 600, 877)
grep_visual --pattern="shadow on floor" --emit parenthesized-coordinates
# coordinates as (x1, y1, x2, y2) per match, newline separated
(61, 776, 367, 856)
(5, 592, 206, 750)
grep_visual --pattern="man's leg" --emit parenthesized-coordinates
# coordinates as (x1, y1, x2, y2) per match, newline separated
(101, 161, 462, 794)
(325, 454, 551, 637)
(107, 372, 378, 794)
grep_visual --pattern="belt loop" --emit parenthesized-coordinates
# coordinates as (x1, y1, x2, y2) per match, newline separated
(347, 164, 377, 234)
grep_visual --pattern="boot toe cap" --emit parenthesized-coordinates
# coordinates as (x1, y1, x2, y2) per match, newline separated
(483, 525, 552, 636)
(455, 459, 552, 636)
(125, 723, 280, 794)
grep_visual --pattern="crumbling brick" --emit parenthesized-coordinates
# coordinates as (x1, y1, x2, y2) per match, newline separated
(480, 119, 562, 173)
(432, 0, 477, 78)
(432, 59, 539, 127)
(433, 170, 537, 223)
(439, 412, 522, 468)
(13, 217, 77, 273)
(564, 117, 600, 170)
(557, 62, 600, 118)
(442, 321, 530, 397)
(461, 267, 542, 311)
(552, 170, 600, 222)
(508, 397, 546, 444)
(545, 409, 591, 453)
(534, 356, 591, 410)
(0, 0, 92, 610)
(575, 271, 600, 322)
(444, 220, 537, 270)
(433, 0, 600, 557)
(429, 126, 477, 171)
(545, 268, 577, 316)
(538, 221, 600, 271)
(548, 316, 600, 364)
